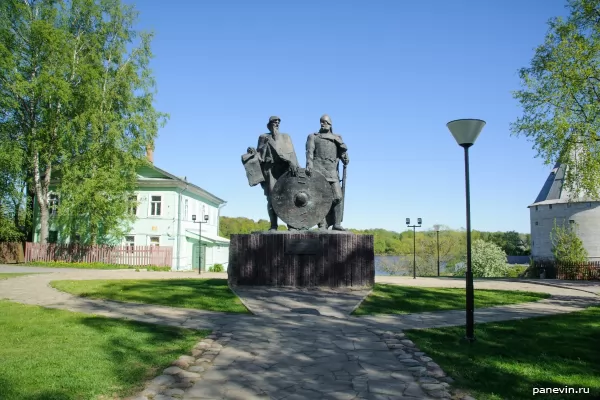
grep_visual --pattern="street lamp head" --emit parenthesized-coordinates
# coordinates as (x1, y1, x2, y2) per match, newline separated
(433, 224, 440, 231)
(446, 119, 486, 147)
(417, 218, 422, 225)
(406, 218, 410, 225)
(192, 214, 196, 221)
(204, 214, 209, 222)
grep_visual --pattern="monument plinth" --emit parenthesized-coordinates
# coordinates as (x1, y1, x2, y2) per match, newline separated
(228, 231, 374, 288)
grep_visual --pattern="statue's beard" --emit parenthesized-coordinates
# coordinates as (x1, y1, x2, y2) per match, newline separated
(319, 127, 330, 133)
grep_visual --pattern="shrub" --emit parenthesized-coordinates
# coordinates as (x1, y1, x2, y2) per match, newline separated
(454, 239, 509, 278)
(551, 220, 588, 263)
(146, 266, 172, 272)
(505, 264, 528, 278)
(209, 264, 224, 272)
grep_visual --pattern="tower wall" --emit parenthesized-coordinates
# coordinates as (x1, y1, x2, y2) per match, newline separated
(530, 201, 600, 261)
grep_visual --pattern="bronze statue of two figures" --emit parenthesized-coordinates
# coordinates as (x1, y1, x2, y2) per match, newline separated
(242, 114, 349, 232)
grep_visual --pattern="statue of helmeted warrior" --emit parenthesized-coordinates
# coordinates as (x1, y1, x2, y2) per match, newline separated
(305, 114, 349, 231)
(244, 116, 299, 231)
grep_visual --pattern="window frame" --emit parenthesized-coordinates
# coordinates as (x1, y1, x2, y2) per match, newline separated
(150, 195, 162, 216)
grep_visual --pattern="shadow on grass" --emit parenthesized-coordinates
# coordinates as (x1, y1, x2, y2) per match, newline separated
(51, 278, 249, 313)
(354, 284, 549, 315)
(405, 306, 600, 400)
(0, 301, 205, 400)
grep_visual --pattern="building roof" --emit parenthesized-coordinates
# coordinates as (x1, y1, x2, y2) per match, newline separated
(529, 162, 597, 207)
(137, 164, 227, 206)
(185, 229, 230, 244)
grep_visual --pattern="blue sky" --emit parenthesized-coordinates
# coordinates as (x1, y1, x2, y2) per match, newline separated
(129, 0, 569, 234)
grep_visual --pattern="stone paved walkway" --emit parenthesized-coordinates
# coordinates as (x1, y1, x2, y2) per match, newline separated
(1, 266, 599, 400)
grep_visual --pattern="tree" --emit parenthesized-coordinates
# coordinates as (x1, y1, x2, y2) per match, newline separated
(455, 239, 508, 278)
(416, 227, 465, 276)
(0, 0, 166, 244)
(550, 220, 588, 262)
(512, 0, 600, 199)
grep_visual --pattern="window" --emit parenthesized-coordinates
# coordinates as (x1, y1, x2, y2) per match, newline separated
(129, 196, 138, 216)
(150, 236, 160, 247)
(49, 193, 59, 216)
(150, 195, 161, 216)
(48, 230, 58, 243)
(184, 199, 189, 220)
(125, 235, 135, 249)
(535, 206, 538, 211)
(549, 204, 552, 209)
(535, 222, 539, 226)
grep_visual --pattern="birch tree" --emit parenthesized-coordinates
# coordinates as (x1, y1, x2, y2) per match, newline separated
(512, 0, 600, 199)
(0, 0, 166, 244)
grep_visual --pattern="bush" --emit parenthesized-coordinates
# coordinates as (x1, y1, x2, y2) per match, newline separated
(505, 264, 528, 278)
(209, 264, 224, 272)
(454, 239, 508, 278)
(551, 220, 588, 263)
(146, 266, 171, 272)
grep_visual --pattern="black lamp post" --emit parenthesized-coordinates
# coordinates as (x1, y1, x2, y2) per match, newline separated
(433, 224, 441, 277)
(406, 217, 422, 279)
(192, 207, 209, 275)
(447, 118, 486, 342)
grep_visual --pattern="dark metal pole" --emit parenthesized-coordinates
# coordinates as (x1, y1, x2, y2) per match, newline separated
(463, 145, 475, 342)
(198, 222, 203, 275)
(413, 226, 416, 279)
(437, 230, 440, 277)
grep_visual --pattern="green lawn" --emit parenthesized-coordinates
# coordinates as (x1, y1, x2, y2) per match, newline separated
(51, 278, 250, 313)
(0, 300, 207, 400)
(0, 273, 36, 280)
(352, 284, 550, 315)
(405, 306, 600, 400)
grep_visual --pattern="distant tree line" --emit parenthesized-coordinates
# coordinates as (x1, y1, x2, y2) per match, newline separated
(219, 217, 531, 261)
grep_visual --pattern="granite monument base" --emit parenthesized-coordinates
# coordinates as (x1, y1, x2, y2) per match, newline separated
(228, 232, 374, 288)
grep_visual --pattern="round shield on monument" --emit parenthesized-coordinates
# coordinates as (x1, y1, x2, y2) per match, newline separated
(271, 168, 333, 229)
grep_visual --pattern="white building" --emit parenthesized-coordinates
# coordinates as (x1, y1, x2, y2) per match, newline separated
(529, 162, 600, 261)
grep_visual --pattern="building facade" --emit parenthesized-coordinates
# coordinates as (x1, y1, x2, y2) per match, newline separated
(529, 162, 600, 261)
(33, 164, 230, 271)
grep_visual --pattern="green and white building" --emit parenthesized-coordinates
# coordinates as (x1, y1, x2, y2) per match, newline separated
(32, 162, 230, 271)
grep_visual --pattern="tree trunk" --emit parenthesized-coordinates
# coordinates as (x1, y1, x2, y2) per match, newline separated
(33, 152, 51, 244)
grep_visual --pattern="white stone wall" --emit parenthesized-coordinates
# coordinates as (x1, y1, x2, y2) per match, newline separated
(530, 201, 600, 261)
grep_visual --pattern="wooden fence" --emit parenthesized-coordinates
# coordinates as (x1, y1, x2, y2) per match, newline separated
(530, 260, 600, 280)
(0, 242, 24, 264)
(24, 242, 172, 267)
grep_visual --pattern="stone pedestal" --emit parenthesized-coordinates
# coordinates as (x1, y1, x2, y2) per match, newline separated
(228, 232, 374, 288)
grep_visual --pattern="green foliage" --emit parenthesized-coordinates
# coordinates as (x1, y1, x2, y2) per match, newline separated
(209, 263, 224, 272)
(455, 239, 509, 278)
(0, 0, 167, 244)
(475, 230, 531, 256)
(145, 266, 171, 272)
(511, 0, 600, 199)
(505, 264, 529, 278)
(220, 217, 530, 270)
(551, 220, 589, 263)
(0, 213, 23, 242)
